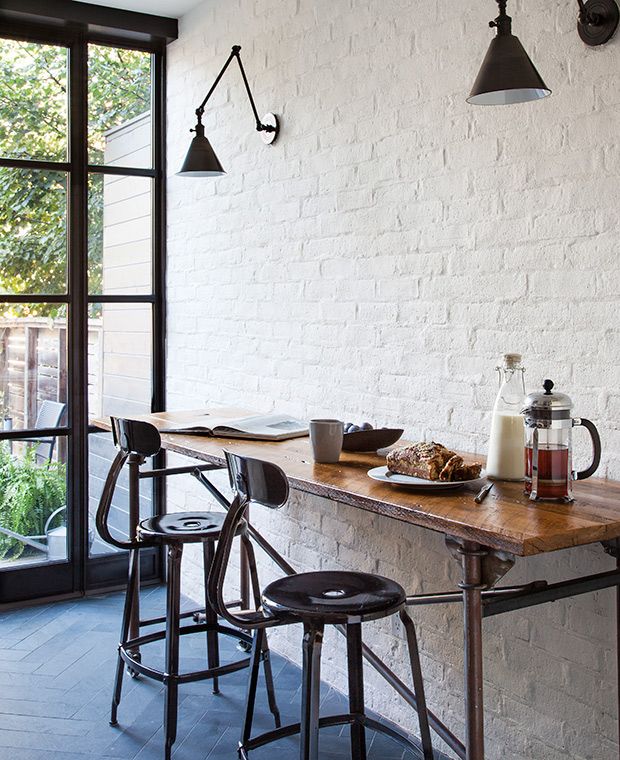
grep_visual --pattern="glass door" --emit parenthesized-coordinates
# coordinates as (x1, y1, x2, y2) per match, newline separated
(0, 33, 165, 604)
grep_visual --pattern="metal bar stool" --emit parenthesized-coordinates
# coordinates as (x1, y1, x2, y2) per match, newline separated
(95, 418, 280, 760)
(208, 450, 434, 760)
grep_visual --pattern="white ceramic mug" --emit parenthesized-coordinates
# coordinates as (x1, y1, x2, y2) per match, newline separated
(309, 419, 343, 463)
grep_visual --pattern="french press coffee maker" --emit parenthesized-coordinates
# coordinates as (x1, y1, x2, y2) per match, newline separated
(522, 380, 602, 502)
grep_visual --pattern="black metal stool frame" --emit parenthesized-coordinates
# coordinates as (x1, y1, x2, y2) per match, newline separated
(193, 463, 462, 758)
(203, 451, 434, 760)
(95, 418, 280, 760)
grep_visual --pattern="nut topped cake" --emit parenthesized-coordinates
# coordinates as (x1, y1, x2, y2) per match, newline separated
(386, 442, 482, 482)
(386, 442, 456, 480)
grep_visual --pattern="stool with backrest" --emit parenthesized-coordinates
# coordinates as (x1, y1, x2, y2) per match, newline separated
(209, 450, 434, 760)
(95, 418, 280, 760)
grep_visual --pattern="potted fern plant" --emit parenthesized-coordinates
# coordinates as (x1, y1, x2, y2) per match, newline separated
(0, 443, 67, 560)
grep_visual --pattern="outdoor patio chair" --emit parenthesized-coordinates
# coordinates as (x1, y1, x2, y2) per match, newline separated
(19, 399, 66, 462)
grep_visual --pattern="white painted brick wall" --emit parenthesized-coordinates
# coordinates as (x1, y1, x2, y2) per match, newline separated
(165, 0, 620, 756)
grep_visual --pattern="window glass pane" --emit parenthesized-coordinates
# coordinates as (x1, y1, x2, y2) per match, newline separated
(0, 434, 68, 569)
(88, 301, 152, 420)
(88, 44, 152, 168)
(0, 168, 67, 296)
(0, 39, 68, 162)
(88, 174, 152, 294)
(0, 303, 67, 432)
(88, 300, 153, 558)
(88, 431, 152, 557)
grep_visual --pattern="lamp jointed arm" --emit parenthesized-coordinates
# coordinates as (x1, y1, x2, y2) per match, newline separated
(194, 45, 276, 134)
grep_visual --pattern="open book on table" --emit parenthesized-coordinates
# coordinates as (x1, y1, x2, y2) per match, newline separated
(160, 413, 309, 441)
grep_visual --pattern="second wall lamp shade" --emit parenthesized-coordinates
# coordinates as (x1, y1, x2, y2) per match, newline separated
(177, 45, 279, 177)
(468, 0, 551, 105)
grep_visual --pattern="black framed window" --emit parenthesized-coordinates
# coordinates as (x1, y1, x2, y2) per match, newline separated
(0, 6, 174, 604)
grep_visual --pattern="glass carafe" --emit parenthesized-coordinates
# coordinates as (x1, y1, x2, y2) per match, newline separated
(486, 354, 526, 481)
(522, 379, 602, 502)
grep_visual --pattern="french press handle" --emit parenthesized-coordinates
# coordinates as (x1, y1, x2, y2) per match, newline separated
(572, 418, 602, 480)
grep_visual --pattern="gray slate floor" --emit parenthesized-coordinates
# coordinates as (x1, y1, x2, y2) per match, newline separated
(0, 587, 443, 760)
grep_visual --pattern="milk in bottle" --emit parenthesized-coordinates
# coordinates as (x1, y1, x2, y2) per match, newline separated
(486, 354, 526, 481)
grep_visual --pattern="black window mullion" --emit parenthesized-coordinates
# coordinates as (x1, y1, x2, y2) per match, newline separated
(87, 164, 156, 178)
(0, 294, 68, 303)
(0, 157, 71, 172)
(67, 36, 89, 596)
(0, 427, 70, 441)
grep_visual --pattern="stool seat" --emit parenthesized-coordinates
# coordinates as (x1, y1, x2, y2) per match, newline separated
(261, 571, 406, 623)
(138, 511, 244, 543)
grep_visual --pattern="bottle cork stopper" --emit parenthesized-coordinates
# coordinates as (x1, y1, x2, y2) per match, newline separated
(503, 353, 522, 368)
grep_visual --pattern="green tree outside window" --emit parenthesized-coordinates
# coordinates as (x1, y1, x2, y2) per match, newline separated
(0, 40, 151, 317)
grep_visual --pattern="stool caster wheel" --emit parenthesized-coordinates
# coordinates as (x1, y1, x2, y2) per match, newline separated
(237, 639, 252, 653)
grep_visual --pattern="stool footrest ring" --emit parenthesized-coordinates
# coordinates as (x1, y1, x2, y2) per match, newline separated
(119, 646, 251, 684)
(239, 712, 422, 757)
(118, 623, 254, 684)
(123, 622, 252, 650)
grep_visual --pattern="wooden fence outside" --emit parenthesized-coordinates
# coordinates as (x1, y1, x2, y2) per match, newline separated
(0, 317, 103, 432)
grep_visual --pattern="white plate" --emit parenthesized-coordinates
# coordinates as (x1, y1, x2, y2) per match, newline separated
(367, 466, 487, 491)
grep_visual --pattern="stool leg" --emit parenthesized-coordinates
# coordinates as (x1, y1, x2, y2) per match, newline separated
(240, 627, 265, 748)
(300, 623, 323, 760)
(203, 540, 220, 695)
(110, 546, 139, 726)
(164, 543, 183, 760)
(243, 534, 281, 728)
(400, 609, 433, 759)
(346, 623, 367, 760)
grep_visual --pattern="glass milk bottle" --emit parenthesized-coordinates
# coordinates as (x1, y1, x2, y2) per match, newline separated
(486, 354, 526, 481)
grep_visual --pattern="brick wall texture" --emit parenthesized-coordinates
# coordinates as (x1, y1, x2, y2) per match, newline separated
(165, 1, 620, 757)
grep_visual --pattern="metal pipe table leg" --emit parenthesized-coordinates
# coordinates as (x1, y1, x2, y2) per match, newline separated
(460, 541, 486, 760)
(617, 551, 620, 760)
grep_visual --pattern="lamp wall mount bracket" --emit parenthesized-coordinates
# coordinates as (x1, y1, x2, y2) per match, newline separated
(577, 0, 619, 45)
(259, 112, 279, 145)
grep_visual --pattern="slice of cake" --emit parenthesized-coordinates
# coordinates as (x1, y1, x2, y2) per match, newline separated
(439, 454, 465, 482)
(452, 462, 482, 481)
(386, 442, 456, 480)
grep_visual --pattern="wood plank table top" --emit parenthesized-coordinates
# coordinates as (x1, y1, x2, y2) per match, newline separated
(92, 408, 620, 558)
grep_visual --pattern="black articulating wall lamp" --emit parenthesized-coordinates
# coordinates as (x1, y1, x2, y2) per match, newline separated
(177, 45, 279, 177)
(468, 0, 551, 105)
(469, 0, 619, 105)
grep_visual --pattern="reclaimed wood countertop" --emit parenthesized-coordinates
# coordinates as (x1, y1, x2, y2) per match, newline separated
(92, 409, 620, 557)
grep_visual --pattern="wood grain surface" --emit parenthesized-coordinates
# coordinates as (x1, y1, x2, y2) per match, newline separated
(92, 409, 620, 557)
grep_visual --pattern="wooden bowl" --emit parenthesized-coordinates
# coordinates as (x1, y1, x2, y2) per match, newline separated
(342, 428, 404, 452)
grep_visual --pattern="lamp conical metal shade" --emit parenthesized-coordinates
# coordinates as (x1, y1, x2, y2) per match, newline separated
(176, 122, 226, 177)
(468, 32, 551, 105)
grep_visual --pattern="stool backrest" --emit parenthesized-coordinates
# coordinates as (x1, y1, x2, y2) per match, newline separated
(111, 417, 161, 457)
(225, 450, 289, 509)
(95, 418, 161, 551)
(208, 451, 289, 629)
